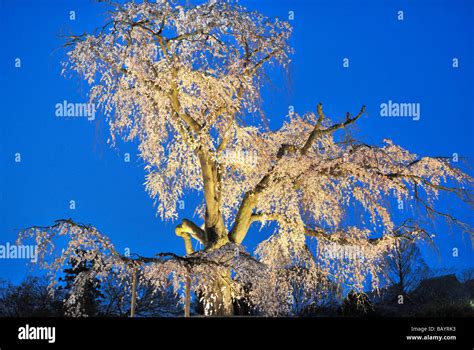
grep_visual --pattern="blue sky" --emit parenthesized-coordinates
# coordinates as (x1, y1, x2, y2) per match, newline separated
(0, 0, 472, 283)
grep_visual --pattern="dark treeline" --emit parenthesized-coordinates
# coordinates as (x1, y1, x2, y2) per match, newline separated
(301, 272, 474, 317)
(0, 274, 182, 317)
(1, 271, 472, 317)
(1, 243, 472, 317)
(0, 252, 182, 317)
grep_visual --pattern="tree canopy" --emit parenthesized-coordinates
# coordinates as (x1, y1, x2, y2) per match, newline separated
(20, 0, 472, 316)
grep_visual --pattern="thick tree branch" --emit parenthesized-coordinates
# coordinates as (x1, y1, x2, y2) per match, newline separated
(301, 103, 366, 155)
(175, 219, 206, 243)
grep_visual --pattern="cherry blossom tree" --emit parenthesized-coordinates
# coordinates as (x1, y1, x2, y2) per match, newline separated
(20, 0, 472, 316)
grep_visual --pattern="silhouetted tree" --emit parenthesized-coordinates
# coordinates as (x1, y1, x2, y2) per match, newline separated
(59, 250, 104, 316)
(0, 276, 64, 317)
(385, 240, 429, 295)
(340, 291, 374, 316)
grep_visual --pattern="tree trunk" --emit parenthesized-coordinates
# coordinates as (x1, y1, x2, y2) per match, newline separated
(176, 220, 234, 316)
(202, 271, 233, 316)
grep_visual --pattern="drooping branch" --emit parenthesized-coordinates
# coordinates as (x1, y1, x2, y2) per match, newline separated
(250, 213, 430, 246)
(303, 223, 430, 245)
(19, 218, 263, 273)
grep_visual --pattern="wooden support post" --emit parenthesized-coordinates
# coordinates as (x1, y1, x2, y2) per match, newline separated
(130, 267, 138, 318)
(184, 274, 191, 317)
